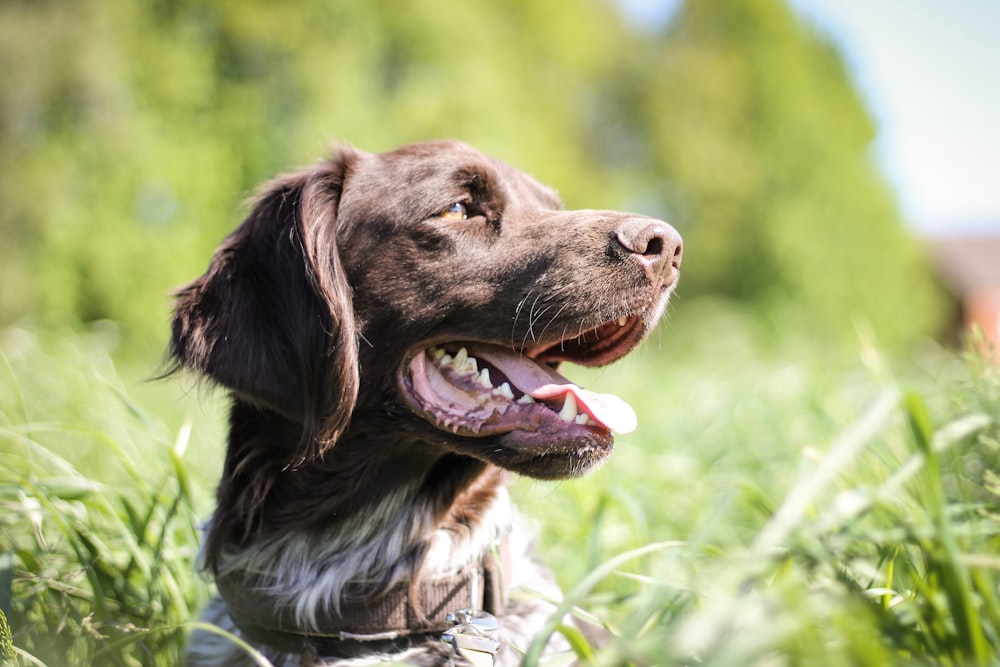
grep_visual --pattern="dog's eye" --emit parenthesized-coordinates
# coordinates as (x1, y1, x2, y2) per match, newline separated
(438, 203, 468, 220)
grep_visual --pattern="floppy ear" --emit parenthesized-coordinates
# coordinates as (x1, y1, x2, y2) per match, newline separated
(169, 149, 359, 467)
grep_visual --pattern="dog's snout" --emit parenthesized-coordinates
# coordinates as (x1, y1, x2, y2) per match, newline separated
(614, 217, 683, 276)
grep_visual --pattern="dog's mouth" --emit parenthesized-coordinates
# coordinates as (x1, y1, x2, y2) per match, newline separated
(399, 314, 648, 477)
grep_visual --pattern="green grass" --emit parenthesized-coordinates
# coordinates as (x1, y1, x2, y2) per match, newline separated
(1, 325, 223, 666)
(2, 317, 999, 666)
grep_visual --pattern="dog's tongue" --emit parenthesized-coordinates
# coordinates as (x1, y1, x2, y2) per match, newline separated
(529, 383, 637, 434)
(472, 346, 638, 434)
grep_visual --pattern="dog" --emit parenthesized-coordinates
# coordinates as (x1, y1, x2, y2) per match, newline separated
(169, 140, 682, 666)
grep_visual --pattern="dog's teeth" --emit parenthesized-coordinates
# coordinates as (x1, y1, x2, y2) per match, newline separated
(476, 368, 492, 388)
(516, 394, 536, 405)
(558, 393, 578, 422)
(438, 354, 453, 367)
(451, 347, 479, 373)
(430, 347, 446, 360)
(574, 413, 591, 425)
(617, 316, 628, 326)
(494, 382, 515, 400)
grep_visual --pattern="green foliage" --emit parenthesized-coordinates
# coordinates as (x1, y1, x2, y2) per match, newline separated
(0, 0, 947, 354)
(519, 322, 1000, 665)
(0, 0, 634, 354)
(625, 0, 948, 347)
(1, 326, 222, 666)
(0, 610, 13, 663)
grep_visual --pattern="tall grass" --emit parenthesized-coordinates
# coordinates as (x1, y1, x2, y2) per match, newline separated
(520, 325, 1000, 666)
(2, 319, 998, 666)
(1, 325, 221, 666)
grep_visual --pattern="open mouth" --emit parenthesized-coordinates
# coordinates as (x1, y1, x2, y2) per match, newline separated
(400, 314, 648, 442)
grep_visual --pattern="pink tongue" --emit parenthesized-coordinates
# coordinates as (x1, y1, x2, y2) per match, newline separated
(472, 347, 638, 434)
(530, 384, 637, 434)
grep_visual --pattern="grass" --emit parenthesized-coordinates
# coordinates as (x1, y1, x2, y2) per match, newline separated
(1, 315, 999, 666)
(1, 325, 223, 666)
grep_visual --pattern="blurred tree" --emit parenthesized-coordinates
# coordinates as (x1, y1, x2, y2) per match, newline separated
(0, 0, 946, 354)
(0, 0, 634, 353)
(615, 0, 947, 346)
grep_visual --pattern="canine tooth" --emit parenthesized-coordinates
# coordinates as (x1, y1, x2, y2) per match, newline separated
(516, 394, 536, 405)
(454, 347, 468, 366)
(574, 413, 591, 425)
(494, 382, 515, 400)
(476, 368, 492, 388)
(558, 393, 578, 422)
(617, 316, 628, 326)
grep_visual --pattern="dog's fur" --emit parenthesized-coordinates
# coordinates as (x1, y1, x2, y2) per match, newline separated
(170, 140, 682, 666)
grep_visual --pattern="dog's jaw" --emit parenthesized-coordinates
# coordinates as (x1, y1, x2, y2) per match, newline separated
(395, 293, 675, 480)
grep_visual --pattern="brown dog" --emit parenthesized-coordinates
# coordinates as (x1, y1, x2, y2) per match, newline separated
(170, 140, 682, 666)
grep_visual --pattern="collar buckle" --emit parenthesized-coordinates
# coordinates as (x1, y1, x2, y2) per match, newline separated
(442, 626, 500, 667)
(442, 567, 500, 666)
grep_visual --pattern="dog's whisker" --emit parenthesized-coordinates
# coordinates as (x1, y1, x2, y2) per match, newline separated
(528, 306, 554, 346)
(535, 304, 569, 344)
(513, 290, 534, 351)
(526, 292, 549, 343)
(516, 291, 539, 352)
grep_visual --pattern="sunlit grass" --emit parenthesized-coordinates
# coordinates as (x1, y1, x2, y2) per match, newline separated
(1, 325, 222, 666)
(2, 319, 998, 665)
(517, 314, 1000, 665)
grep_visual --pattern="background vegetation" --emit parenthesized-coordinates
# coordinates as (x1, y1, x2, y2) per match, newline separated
(1, 0, 994, 665)
(1, 0, 946, 352)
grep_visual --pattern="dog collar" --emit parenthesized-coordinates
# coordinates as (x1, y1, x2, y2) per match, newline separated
(216, 545, 508, 661)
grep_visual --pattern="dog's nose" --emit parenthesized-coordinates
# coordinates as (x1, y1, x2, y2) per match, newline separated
(614, 217, 683, 277)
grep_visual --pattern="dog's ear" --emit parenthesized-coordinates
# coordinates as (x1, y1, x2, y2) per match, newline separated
(169, 149, 359, 467)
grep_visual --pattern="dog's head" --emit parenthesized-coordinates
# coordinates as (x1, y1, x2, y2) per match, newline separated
(170, 140, 681, 482)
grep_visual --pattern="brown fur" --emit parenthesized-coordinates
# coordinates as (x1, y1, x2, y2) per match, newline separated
(169, 140, 681, 665)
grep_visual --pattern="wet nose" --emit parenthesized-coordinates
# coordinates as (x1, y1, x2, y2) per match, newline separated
(614, 217, 683, 278)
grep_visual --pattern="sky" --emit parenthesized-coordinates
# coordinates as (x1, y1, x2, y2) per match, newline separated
(617, 0, 1000, 234)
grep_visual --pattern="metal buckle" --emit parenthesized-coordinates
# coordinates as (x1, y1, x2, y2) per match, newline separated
(441, 567, 500, 667)
(442, 622, 500, 667)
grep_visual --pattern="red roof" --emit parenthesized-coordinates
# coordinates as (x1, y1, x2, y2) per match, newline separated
(930, 234, 1000, 293)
